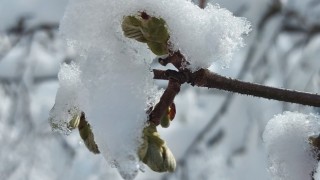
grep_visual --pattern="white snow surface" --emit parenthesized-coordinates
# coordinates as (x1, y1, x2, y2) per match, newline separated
(59, 0, 251, 71)
(50, 42, 161, 179)
(263, 111, 320, 180)
(53, 0, 251, 179)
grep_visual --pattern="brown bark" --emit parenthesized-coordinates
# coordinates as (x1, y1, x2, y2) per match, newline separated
(199, 0, 206, 9)
(148, 79, 181, 125)
(153, 69, 320, 107)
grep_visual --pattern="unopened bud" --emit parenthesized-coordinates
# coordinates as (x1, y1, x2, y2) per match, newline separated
(139, 123, 176, 172)
(138, 131, 149, 160)
(309, 134, 320, 161)
(67, 113, 80, 130)
(160, 103, 176, 128)
(162, 144, 176, 172)
(121, 13, 170, 56)
(122, 16, 147, 43)
(160, 115, 170, 128)
(78, 112, 100, 154)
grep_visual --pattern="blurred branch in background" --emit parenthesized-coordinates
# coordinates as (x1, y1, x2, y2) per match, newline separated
(0, 15, 78, 179)
(1, 17, 59, 61)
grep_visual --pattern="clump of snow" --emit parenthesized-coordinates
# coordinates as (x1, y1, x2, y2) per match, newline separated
(263, 111, 320, 180)
(54, 0, 250, 179)
(59, 0, 250, 71)
(50, 50, 158, 179)
(49, 63, 81, 134)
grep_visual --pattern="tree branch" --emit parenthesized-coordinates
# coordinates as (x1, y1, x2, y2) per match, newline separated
(199, 0, 206, 9)
(153, 69, 320, 107)
(148, 78, 181, 125)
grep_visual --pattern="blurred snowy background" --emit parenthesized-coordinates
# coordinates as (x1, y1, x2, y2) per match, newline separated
(1, 0, 320, 179)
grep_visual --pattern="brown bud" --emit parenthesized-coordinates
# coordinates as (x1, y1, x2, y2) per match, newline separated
(168, 103, 176, 121)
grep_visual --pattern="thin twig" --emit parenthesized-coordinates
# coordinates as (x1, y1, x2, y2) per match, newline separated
(158, 51, 188, 70)
(199, 0, 206, 9)
(192, 69, 320, 107)
(149, 78, 181, 125)
(153, 69, 320, 107)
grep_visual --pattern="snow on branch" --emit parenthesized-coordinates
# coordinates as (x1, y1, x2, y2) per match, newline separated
(51, 0, 249, 179)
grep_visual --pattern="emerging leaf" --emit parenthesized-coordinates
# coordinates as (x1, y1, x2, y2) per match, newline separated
(78, 112, 100, 154)
(122, 16, 147, 43)
(122, 13, 170, 56)
(139, 123, 176, 172)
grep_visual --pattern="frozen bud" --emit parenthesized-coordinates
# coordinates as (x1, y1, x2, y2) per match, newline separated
(162, 143, 176, 172)
(49, 105, 81, 132)
(146, 41, 169, 56)
(78, 112, 100, 154)
(160, 113, 170, 128)
(138, 129, 149, 160)
(309, 134, 320, 160)
(140, 123, 176, 172)
(121, 13, 170, 56)
(309, 135, 320, 149)
(143, 141, 165, 172)
(140, 16, 169, 44)
(138, 123, 157, 160)
(160, 103, 176, 128)
(122, 16, 147, 43)
(67, 112, 81, 130)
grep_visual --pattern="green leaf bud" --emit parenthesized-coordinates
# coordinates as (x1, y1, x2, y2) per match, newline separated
(78, 112, 100, 154)
(121, 13, 170, 56)
(147, 41, 169, 56)
(140, 17, 169, 44)
(138, 130, 149, 160)
(139, 123, 176, 172)
(160, 103, 176, 128)
(162, 144, 176, 172)
(67, 113, 80, 130)
(160, 109, 171, 128)
(122, 16, 147, 43)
